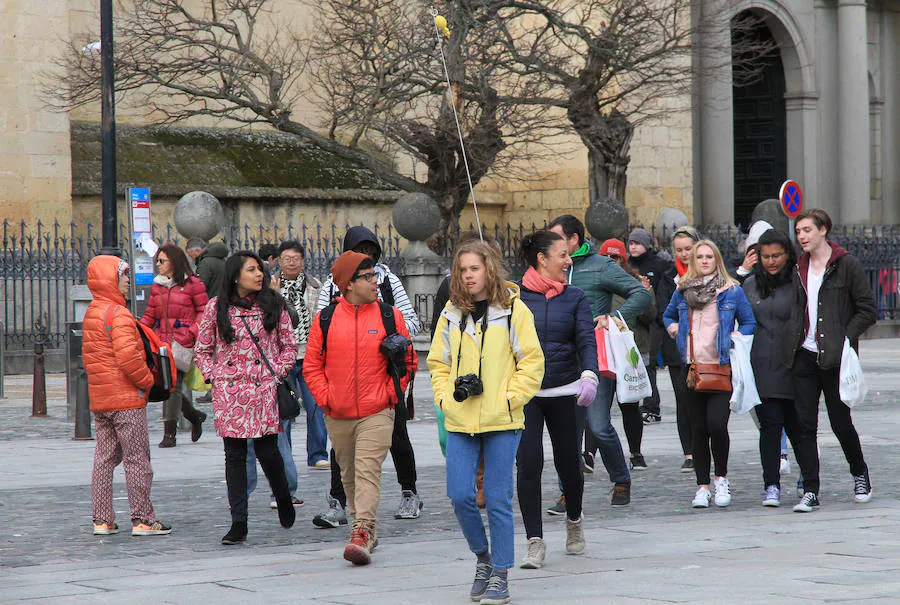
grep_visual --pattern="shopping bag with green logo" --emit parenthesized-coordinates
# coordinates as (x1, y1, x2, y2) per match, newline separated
(607, 311, 652, 403)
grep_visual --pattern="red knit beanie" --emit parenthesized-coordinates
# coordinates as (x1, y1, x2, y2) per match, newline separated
(331, 251, 370, 295)
(599, 238, 627, 258)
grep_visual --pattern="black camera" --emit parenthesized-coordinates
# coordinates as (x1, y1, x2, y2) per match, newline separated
(453, 373, 484, 402)
(380, 333, 412, 378)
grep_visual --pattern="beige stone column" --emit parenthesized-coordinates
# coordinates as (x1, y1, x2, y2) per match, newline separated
(695, 1, 735, 225)
(837, 0, 870, 224)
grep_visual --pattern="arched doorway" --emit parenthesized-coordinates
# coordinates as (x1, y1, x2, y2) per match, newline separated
(731, 14, 786, 228)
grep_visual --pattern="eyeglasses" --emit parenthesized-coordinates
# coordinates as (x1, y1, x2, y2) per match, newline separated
(155, 258, 169, 265)
(280, 255, 303, 264)
(352, 272, 377, 282)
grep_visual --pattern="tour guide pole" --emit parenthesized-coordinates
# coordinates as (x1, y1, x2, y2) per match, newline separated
(99, 0, 119, 256)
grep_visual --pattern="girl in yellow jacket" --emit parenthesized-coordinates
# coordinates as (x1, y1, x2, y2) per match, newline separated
(428, 240, 544, 605)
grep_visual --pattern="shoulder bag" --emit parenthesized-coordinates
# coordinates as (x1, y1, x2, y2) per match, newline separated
(685, 308, 732, 392)
(240, 316, 301, 420)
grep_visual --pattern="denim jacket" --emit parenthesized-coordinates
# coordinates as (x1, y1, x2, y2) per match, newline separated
(662, 285, 756, 366)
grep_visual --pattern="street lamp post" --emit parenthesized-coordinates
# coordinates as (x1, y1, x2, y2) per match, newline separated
(99, 0, 119, 256)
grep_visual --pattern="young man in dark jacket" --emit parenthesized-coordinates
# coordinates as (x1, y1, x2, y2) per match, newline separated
(548, 215, 652, 507)
(783, 209, 877, 512)
(627, 228, 679, 424)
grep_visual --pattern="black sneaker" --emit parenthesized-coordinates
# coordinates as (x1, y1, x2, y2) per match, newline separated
(582, 451, 595, 474)
(630, 454, 648, 470)
(642, 412, 661, 424)
(610, 482, 631, 507)
(793, 492, 820, 513)
(546, 494, 566, 516)
(853, 471, 873, 503)
(680, 458, 694, 473)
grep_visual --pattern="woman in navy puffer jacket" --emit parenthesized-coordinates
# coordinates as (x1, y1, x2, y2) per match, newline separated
(515, 230, 599, 569)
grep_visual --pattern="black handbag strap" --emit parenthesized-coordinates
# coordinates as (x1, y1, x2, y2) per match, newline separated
(240, 315, 280, 382)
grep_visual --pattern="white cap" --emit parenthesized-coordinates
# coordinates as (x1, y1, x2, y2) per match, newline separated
(746, 221, 774, 249)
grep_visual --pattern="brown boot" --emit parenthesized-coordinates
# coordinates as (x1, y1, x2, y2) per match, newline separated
(158, 421, 177, 448)
(476, 461, 486, 509)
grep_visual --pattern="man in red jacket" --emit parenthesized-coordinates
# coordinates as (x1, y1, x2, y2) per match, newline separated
(304, 251, 417, 566)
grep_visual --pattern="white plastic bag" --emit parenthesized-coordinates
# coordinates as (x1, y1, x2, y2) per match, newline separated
(729, 334, 760, 414)
(839, 338, 868, 407)
(607, 312, 652, 403)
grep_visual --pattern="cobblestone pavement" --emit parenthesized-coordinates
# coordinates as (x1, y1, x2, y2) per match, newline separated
(0, 340, 899, 603)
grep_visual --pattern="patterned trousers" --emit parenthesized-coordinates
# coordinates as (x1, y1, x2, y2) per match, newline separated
(91, 407, 156, 525)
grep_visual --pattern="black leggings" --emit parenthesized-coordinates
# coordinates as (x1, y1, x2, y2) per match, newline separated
(517, 396, 583, 538)
(669, 365, 693, 456)
(618, 403, 643, 455)
(329, 406, 417, 507)
(684, 381, 731, 485)
(224, 435, 289, 522)
(755, 396, 819, 490)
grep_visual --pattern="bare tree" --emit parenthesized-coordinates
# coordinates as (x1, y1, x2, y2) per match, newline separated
(305, 0, 563, 238)
(482, 0, 775, 204)
(45, 0, 564, 238)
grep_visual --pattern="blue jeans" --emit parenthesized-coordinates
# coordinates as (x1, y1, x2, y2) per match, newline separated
(287, 359, 329, 466)
(446, 429, 521, 571)
(583, 376, 630, 484)
(247, 419, 298, 497)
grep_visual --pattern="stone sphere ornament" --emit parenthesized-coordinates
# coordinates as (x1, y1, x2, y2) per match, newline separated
(751, 199, 790, 234)
(392, 192, 442, 242)
(655, 208, 690, 247)
(585, 197, 629, 242)
(174, 191, 224, 241)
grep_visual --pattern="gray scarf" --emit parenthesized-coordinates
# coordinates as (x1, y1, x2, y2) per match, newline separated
(679, 274, 724, 309)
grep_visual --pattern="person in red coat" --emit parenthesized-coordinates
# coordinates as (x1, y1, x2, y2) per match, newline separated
(140, 244, 209, 447)
(304, 251, 417, 566)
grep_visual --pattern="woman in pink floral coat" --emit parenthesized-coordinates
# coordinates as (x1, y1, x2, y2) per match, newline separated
(195, 251, 297, 545)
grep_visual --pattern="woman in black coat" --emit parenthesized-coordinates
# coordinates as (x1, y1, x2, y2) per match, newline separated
(742, 229, 818, 509)
(515, 230, 599, 569)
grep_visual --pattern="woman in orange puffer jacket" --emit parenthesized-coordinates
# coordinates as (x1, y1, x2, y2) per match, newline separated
(82, 255, 171, 537)
(140, 244, 209, 447)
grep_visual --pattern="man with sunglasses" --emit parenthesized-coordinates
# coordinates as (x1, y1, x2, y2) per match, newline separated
(314, 225, 423, 527)
(304, 251, 417, 565)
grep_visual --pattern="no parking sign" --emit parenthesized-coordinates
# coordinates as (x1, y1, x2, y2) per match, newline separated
(779, 180, 803, 240)
(779, 180, 803, 218)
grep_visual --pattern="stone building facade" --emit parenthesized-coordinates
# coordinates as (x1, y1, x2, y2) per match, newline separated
(1, 0, 897, 234)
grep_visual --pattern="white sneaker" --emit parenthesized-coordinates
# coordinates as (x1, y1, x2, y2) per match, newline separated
(692, 487, 711, 508)
(780, 455, 791, 476)
(714, 477, 731, 507)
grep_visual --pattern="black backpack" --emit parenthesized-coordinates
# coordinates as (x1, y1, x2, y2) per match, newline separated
(318, 300, 414, 419)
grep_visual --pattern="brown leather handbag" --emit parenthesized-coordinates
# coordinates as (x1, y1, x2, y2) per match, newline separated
(686, 310, 732, 393)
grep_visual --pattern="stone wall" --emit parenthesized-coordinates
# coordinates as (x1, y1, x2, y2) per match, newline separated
(0, 1, 73, 225)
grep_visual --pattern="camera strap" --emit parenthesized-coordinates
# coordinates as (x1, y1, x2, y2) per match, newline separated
(456, 310, 489, 381)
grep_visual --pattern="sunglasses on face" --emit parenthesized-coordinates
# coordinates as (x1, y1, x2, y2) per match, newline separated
(156, 258, 169, 265)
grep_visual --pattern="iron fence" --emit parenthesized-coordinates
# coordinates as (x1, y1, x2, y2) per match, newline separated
(1, 219, 898, 349)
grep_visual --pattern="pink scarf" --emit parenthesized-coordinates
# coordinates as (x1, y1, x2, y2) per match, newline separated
(522, 266, 566, 299)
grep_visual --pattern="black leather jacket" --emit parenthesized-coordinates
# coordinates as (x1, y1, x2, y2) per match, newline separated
(782, 242, 876, 370)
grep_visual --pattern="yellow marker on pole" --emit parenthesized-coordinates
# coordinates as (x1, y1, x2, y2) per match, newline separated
(435, 15, 450, 38)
